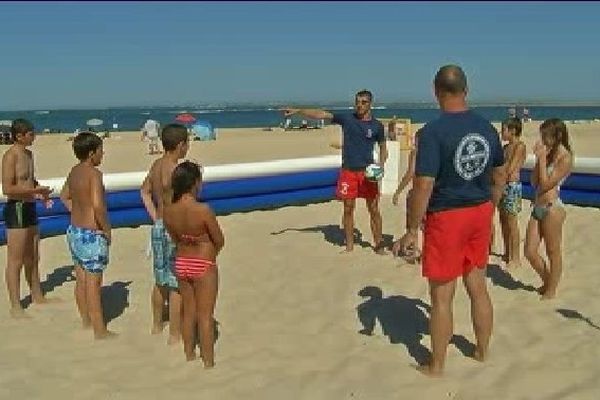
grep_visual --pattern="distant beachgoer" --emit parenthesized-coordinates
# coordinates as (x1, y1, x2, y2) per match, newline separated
(163, 161, 224, 366)
(140, 123, 189, 344)
(524, 118, 573, 299)
(393, 65, 505, 376)
(498, 117, 526, 269)
(284, 118, 292, 130)
(142, 119, 161, 155)
(281, 89, 388, 254)
(1, 119, 53, 318)
(60, 132, 116, 339)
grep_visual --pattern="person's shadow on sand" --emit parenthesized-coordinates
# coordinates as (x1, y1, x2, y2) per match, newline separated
(101, 281, 132, 325)
(556, 308, 600, 331)
(21, 265, 75, 309)
(486, 264, 537, 292)
(271, 224, 394, 250)
(356, 286, 476, 365)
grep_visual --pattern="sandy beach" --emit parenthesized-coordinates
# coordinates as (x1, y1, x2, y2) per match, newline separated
(1, 122, 599, 399)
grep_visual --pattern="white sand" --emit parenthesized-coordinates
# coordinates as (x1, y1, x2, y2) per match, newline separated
(0, 123, 599, 399)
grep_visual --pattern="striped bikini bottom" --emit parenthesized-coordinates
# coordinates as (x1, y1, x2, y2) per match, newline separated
(174, 256, 216, 280)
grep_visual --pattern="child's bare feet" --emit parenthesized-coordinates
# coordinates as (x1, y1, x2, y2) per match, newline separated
(9, 307, 30, 319)
(339, 248, 353, 254)
(185, 351, 197, 361)
(415, 364, 443, 377)
(32, 296, 62, 305)
(472, 348, 488, 362)
(203, 361, 215, 369)
(373, 243, 388, 256)
(541, 288, 557, 300)
(82, 320, 92, 330)
(94, 330, 118, 340)
(167, 335, 181, 345)
(151, 323, 165, 335)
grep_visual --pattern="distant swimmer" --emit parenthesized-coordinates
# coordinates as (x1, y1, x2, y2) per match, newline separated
(142, 119, 162, 155)
(524, 118, 573, 299)
(281, 90, 388, 255)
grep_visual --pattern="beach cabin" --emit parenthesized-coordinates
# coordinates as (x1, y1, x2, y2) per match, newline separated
(191, 121, 216, 141)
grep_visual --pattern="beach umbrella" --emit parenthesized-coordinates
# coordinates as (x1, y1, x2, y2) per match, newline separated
(86, 118, 104, 127)
(191, 121, 216, 141)
(175, 113, 196, 124)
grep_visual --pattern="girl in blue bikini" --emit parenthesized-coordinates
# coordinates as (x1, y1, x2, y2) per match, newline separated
(524, 118, 573, 299)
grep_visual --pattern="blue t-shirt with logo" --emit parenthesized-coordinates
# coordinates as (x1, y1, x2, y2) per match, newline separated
(332, 113, 385, 170)
(415, 110, 504, 212)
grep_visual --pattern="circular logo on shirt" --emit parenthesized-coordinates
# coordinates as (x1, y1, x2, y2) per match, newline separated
(454, 133, 490, 180)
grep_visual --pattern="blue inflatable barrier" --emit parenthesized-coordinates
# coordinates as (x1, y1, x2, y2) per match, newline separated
(0, 168, 340, 222)
(0, 183, 337, 245)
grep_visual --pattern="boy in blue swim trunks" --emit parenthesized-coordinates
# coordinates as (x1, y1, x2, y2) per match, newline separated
(141, 124, 189, 344)
(60, 132, 115, 339)
(498, 117, 527, 269)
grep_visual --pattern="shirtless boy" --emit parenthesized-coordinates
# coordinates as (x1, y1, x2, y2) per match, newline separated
(60, 132, 115, 339)
(140, 123, 189, 344)
(498, 117, 526, 268)
(1, 119, 52, 318)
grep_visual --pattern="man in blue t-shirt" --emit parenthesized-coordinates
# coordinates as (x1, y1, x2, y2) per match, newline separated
(282, 90, 388, 254)
(393, 65, 505, 377)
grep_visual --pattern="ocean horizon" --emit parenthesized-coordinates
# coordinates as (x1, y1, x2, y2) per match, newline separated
(2, 103, 600, 133)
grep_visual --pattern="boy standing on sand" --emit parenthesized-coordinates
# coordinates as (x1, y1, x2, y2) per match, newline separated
(60, 132, 115, 339)
(498, 118, 527, 268)
(140, 123, 189, 344)
(2, 119, 53, 318)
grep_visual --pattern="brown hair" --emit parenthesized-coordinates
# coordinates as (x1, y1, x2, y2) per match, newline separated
(502, 117, 523, 137)
(539, 118, 572, 163)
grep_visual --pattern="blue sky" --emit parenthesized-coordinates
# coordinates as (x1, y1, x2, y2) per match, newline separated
(1, 1, 599, 110)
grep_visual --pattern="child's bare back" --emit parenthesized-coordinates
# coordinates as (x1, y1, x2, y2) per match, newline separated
(66, 164, 105, 231)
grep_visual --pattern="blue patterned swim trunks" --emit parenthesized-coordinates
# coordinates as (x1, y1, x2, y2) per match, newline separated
(66, 225, 109, 273)
(151, 220, 178, 289)
(500, 182, 522, 215)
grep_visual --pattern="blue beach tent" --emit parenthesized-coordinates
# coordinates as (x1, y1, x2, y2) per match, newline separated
(191, 121, 216, 141)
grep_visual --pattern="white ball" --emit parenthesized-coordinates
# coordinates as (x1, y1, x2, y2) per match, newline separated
(365, 163, 383, 181)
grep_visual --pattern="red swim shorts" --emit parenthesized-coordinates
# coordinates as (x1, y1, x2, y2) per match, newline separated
(336, 169, 379, 200)
(422, 201, 493, 282)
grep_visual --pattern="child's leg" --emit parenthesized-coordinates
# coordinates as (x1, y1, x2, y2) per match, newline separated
(5, 228, 28, 317)
(85, 271, 113, 339)
(151, 284, 168, 334)
(167, 289, 182, 345)
(507, 213, 521, 268)
(178, 279, 196, 360)
(74, 265, 91, 328)
(498, 209, 510, 262)
(194, 268, 218, 368)
(539, 207, 566, 299)
(23, 228, 45, 303)
(524, 218, 547, 292)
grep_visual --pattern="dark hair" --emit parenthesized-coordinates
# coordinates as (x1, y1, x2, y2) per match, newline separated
(355, 89, 373, 102)
(434, 64, 468, 95)
(11, 118, 34, 141)
(540, 118, 572, 163)
(161, 123, 188, 151)
(73, 132, 103, 161)
(502, 117, 523, 137)
(172, 161, 202, 202)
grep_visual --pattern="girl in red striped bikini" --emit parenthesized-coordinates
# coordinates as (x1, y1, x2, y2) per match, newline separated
(163, 161, 225, 367)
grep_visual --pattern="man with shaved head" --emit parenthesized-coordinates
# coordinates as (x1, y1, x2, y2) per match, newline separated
(394, 65, 505, 376)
